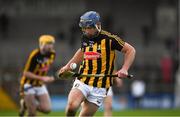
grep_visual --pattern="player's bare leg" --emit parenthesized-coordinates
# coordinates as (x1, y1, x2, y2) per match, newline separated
(79, 99, 99, 117)
(36, 93, 51, 114)
(66, 89, 85, 116)
(104, 95, 112, 117)
(24, 94, 37, 116)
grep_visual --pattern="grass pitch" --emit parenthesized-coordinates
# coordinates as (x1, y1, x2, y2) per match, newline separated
(0, 109, 180, 116)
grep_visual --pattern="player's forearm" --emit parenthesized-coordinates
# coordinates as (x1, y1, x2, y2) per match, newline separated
(121, 43, 136, 71)
(23, 71, 43, 80)
(66, 48, 83, 68)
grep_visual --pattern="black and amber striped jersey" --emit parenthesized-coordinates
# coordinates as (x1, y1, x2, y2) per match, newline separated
(20, 49, 55, 87)
(78, 30, 125, 88)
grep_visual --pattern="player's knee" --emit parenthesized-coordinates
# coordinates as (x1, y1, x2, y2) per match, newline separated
(66, 107, 76, 116)
(66, 102, 78, 115)
(39, 105, 51, 114)
(66, 105, 76, 113)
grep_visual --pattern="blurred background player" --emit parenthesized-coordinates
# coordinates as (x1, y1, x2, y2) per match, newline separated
(104, 76, 123, 116)
(131, 79, 146, 108)
(19, 35, 56, 116)
(58, 11, 136, 116)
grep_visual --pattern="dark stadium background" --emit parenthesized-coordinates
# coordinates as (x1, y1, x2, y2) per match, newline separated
(0, 0, 179, 116)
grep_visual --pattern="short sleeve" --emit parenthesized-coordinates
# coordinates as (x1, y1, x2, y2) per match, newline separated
(24, 50, 38, 72)
(111, 36, 125, 51)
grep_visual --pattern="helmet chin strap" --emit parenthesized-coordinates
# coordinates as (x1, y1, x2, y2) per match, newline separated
(95, 24, 101, 32)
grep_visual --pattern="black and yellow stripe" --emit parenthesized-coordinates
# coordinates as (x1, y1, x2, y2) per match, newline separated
(20, 49, 55, 89)
(93, 41, 101, 87)
(79, 30, 124, 88)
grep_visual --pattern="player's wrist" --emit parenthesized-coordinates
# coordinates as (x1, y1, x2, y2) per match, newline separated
(121, 66, 129, 71)
(65, 64, 72, 71)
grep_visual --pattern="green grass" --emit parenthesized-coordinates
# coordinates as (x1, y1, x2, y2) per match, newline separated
(0, 109, 180, 116)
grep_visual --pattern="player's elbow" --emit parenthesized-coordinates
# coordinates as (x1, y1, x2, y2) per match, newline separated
(125, 44, 136, 56)
(131, 46, 136, 56)
(23, 71, 33, 79)
(122, 43, 136, 55)
(23, 71, 28, 77)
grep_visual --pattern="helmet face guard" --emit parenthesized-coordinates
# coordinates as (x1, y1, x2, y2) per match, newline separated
(79, 19, 96, 29)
